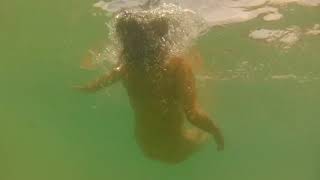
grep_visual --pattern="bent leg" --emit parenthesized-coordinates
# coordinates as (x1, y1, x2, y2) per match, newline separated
(184, 128, 208, 145)
(175, 59, 224, 150)
(185, 108, 224, 151)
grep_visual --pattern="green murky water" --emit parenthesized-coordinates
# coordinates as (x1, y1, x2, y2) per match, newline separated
(1, 1, 320, 180)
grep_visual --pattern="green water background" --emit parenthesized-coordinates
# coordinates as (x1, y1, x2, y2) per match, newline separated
(1, 1, 320, 179)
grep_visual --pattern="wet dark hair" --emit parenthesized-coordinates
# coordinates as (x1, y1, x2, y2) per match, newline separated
(115, 12, 143, 42)
(115, 11, 168, 42)
(114, 10, 169, 67)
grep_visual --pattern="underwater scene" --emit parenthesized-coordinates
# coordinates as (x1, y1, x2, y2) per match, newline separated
(1, 0, 320, 179)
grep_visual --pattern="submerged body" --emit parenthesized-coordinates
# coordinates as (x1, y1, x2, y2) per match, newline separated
(123, 57, 222, 163)
(76, 9, 224, 164)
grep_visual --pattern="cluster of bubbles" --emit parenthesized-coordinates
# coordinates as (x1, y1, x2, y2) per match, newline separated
(93, 3, 208, 71)
(207, 61, 320, 83)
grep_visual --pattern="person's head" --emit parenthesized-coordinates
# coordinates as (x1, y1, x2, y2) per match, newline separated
(115, 10, 169, 65)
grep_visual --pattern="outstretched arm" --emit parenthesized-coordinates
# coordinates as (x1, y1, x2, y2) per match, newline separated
(75, 65, 124, 93)
(175, 58, 224, 151)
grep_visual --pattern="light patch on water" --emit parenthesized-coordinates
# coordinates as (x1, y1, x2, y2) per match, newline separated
(262, 11, 283, 21)
(249, 26, 302, 49)
(249, 24, 320, 49)
(90, 1, 320, 83)
(271, 74, 297, 80)
(93, 0, 320, 26)
(305, 24, 320, 35)
(201, 61, 320, 83)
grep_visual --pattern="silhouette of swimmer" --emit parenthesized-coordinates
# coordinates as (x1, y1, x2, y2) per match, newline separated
(76, 10, 224, 164)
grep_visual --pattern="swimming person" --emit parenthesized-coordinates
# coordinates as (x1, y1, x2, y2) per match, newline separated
(76, 8, 224, 164)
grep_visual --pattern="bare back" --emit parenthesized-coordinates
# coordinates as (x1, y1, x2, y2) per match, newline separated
(121, 59, 186, 148)
(76, 55, 223, 163)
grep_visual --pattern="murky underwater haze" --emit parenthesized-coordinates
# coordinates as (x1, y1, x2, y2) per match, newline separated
(1, 0, 320, 180)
